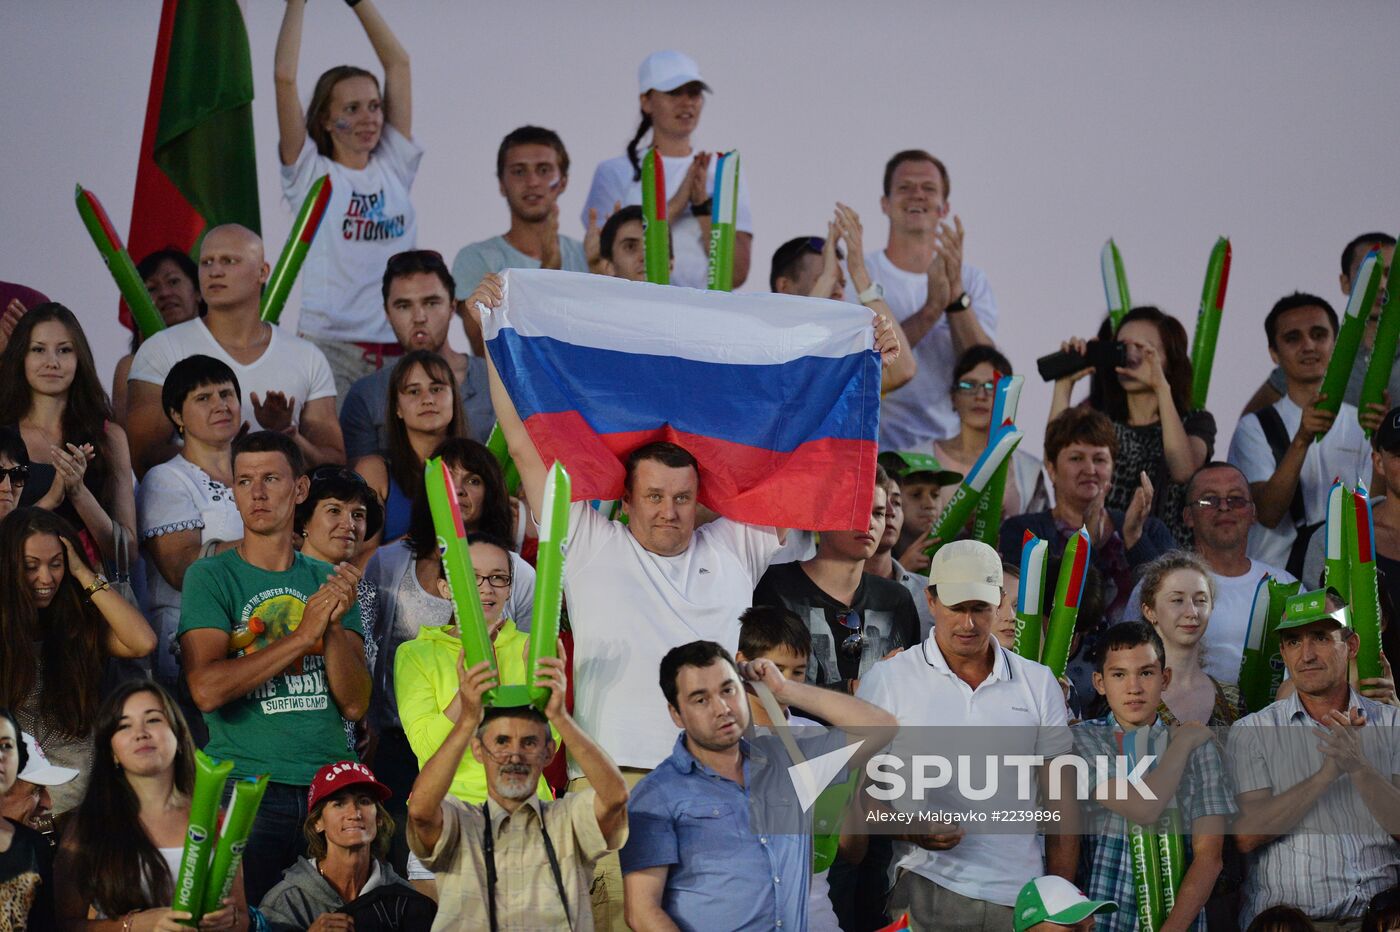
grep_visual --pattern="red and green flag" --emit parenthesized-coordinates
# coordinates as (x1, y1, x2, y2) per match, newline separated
(124, 0, 259, 331)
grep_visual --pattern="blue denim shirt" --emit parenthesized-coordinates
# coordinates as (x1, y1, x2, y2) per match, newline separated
(620, 733, 813, 931)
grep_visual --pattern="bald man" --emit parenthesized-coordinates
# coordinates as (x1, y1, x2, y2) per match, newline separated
(127, 224, 345, 475)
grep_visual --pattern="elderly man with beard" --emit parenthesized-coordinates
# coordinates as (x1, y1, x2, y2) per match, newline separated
(407, 645, 629, 930)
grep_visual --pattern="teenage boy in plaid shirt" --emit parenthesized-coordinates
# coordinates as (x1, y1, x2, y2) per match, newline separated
(1072, 621, 1234, 931)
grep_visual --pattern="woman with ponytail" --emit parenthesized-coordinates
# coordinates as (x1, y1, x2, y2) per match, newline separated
(580, 50, 754, 289)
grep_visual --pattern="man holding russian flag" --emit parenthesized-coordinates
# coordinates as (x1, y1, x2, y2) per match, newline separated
(474, 267, 895, 930)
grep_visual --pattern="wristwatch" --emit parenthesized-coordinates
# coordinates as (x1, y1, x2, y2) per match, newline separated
(944, 292, 971, 314)
(690, 198, 714, 217)
(84, 574, 111, 599)
(857, 282, 885, 306)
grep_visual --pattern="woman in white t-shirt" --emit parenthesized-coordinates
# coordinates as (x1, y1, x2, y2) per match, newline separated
(580, 50, 753, 289)
(275, 0, 421, 399)
(138, 355, 244, 690)
(54, 680, 248, 930)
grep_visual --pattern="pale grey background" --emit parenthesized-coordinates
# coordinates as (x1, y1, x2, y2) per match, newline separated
(3, 0, 1399, 459)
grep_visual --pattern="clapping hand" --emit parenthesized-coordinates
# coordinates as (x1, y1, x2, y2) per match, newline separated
(251, 391, 296, 434)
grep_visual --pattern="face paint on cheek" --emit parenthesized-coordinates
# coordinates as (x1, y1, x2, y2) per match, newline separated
(334, 119, 352, 132)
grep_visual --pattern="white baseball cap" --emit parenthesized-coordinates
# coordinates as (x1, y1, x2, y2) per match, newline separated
(638, 50, 710, 94)
(929, 539, 1003, 607)
(18, 732, 78, 787)
(1014, 876, 1117, 931)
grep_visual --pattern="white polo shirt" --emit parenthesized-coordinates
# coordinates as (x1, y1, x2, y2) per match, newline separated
(856, 636, 1072, 907)
(563, 503, 780, 774)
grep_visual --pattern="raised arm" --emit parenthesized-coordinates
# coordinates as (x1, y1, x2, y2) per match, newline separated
(60, 537, 155, 659)
(742, 658, 897, 743)
(353, 0, 411, 138)
(470, 274, 549, 519)
(408, 658, 496, 853)
(538, 647, 628, 843)
(837, 204, 915, 393)
(1095, 723, 1213, 825)
(274, 0, 309, 166)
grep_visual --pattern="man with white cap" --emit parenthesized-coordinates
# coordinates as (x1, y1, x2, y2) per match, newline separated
(0, 731, 77, 833)
(580, 49, 755, 289)
(856, 539, 1080, 930)
(1013, 876, 1118, 931)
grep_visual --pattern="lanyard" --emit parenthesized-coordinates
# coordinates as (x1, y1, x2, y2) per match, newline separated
(482, 800, 572, 932)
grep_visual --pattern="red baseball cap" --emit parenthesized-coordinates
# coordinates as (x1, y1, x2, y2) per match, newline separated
(307, 761, 392, 811)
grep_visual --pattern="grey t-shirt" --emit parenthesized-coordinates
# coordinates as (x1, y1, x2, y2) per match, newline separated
(450, 234, 589, 298)
(339, 354, 493, 460)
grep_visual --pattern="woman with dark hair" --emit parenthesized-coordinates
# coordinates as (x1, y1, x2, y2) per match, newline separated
(1050, 306, 1215, 546)
(0, 706, 54, 930)
(138, 354, 244, 691)
(54, 681, 244, 929)
(54, 680, 246, 930)
(274, 0, 420, 398)
(0, 425, 30, 524)
(353, 350, 465, 545)
(297, 465, 386, 750)
(580, 50, 753, 289)
(112, 249, 203, 423)
(925, 344, 1050, 521)
(0, 508, 155, 813)
(0, 302, 137, 565)
(259, 761, 430, 931)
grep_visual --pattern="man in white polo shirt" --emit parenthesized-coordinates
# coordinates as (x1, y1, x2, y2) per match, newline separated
(857, 540, 1079, 930)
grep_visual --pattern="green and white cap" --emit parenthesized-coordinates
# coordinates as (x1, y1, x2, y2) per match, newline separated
(1013, 876, 1117, 931)
(877, 451, 962, 486)
(1276, 588, 1351, 633)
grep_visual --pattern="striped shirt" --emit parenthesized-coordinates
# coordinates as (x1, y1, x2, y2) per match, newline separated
(1226, 690, 1400, 924)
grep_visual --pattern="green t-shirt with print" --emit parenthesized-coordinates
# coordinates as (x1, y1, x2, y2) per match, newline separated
(179, 549, 363, 784)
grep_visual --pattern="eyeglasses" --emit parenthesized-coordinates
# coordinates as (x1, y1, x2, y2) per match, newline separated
(475, 740, 551, 765)
(954, 380, 996, 397)
(0, 465, 28, 488)
(837, 609, 864, 658)
(475, 573, 513, 589)
(1193, 495, 1252, 511)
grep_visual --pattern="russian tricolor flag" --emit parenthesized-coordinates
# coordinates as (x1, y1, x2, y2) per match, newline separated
(483, 269, 881, 529)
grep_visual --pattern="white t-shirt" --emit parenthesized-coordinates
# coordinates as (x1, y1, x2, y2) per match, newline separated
(856, 637, 1072, 908)
(857, 250, 998, 448)
(129, 317, 337, 433)
(581, 153, 754, 290)
(1124, 559, 1295, 685)
(1226, 396, 1372, 569)
(281, 124, 424, 343)
(563, 503, 780, 772)
(137, 456, 244, 683)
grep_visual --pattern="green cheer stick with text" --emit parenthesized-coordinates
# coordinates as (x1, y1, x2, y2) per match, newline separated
(924, 424, 1022, 557)
(971, 375, 1023, 547)
(1360, 237, 1400, 436)
(1323, 480, 1352, 603)
(1237, 575, 1300, 713)
(1101, 238, 1131, 331)
(1014, 531, 1048, 663)
(426, 456, 498, 705)
(706, 150, 740, 291)
(200, 774, 269, 917)
(1124, 727, 1165, 931)
(1317, 252, 1381, 439)
(641, 148, 670, 285)
(74, 184, 166, 339)
(511, 460, 571, 710)
(1042, 527, 1091, 680)
(261, 175, 332, 324)
(1189, 237, 1232, 410)
(1348, 484, 1384, 682)
(171, 750, 233, 924)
